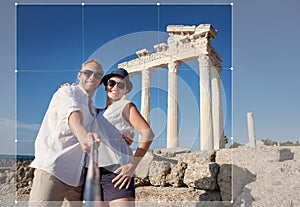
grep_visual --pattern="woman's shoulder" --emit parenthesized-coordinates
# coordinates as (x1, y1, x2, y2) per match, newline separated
(117, 99, 131, 104)
(112, 99, 133, 108)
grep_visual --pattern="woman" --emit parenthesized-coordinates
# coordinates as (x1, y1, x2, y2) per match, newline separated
(93, 68, 154, 207)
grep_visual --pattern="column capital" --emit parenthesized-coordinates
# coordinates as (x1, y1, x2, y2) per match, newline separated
(168, 61, 181, 73)
(142, 68, 151, 76)
(198, 53, 210, 62)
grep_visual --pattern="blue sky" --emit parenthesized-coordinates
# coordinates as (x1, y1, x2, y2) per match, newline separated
(1, 0, 300, 155)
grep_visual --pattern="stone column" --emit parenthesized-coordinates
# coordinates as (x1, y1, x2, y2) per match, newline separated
(247, 112, 256, 147)
(141, 68, 151, 124)
(167, 61, 180, 148)
(199, 54, 213, 150)
(211, 67, 225, 149)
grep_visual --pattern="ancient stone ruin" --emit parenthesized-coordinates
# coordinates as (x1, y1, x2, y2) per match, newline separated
(119, 24, 225, 151)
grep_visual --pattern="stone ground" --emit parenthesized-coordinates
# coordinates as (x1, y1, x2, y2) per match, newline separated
(232, 144, 300, 207)
(1, 192, 233, 207)
(0, 192, 28, 207)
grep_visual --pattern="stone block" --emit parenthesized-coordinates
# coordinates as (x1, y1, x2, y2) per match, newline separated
(153, 148, 190, 158)
(184, 163, 219, 191)
(216, 149, 232, 165)
(166, 161, 187, 187)
(176, 150, 216, 165)
(217, 164, 255, 202)
(149, 160, 171, 186)
(135, 151, 154, 179)
(136, 186, 220, 202)
(279, 148, 294, 162)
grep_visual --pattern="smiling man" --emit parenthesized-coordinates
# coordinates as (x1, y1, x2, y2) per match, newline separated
(29, 59, 103, 207)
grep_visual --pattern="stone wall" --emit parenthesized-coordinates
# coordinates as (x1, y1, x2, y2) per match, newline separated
(0, 159, 34, 196)
(134, 148, 255, 205)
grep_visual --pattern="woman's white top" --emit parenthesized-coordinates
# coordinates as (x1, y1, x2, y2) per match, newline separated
(94, 99, 134, 167)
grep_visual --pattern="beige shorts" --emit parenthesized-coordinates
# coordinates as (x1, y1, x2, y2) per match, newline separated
(29, 169, 82, 207)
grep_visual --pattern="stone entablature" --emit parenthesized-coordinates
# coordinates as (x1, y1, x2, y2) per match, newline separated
(119, 24, 222, 74)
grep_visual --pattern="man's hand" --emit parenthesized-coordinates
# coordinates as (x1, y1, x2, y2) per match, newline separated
(80, 132, 101, 153)
(59, 82, 76, 88)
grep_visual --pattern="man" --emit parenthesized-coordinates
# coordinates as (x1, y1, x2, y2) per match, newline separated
(29, 59, 103, 207)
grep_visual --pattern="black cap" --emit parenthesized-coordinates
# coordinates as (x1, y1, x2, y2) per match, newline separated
(101, 68, 133, 92)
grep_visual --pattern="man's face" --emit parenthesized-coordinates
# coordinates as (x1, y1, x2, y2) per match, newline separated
(78, 62, 103, 97)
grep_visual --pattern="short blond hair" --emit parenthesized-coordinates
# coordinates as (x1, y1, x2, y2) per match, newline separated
(80, 59, 104, 75)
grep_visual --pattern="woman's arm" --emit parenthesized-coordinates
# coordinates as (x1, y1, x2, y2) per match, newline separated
(112, 103, 154, 189)
(126, 103, 154, 165)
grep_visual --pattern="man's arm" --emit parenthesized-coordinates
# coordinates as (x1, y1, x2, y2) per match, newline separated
(68, 110, 100, 153)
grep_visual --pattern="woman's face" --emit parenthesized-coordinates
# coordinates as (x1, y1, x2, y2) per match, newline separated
(106, 76, 128, 101)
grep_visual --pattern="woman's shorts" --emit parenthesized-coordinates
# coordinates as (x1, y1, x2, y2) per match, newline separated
(100, 165, 135, 202)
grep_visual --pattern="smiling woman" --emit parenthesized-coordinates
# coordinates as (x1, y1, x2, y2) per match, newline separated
(90, 68, 154, 205)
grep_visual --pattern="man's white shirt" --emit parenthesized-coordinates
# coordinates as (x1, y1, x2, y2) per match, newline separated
(30, 85, 96, 187)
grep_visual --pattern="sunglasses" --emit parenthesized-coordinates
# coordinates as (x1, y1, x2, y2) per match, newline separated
(107, 79, 126, 89)
(80, 70, 103, 80)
